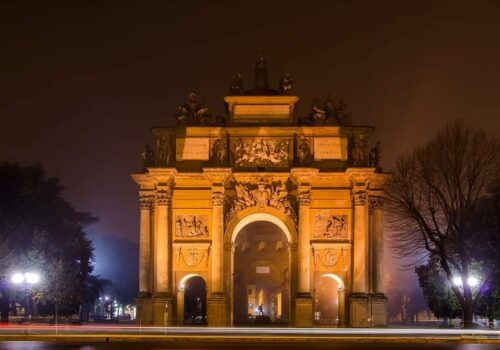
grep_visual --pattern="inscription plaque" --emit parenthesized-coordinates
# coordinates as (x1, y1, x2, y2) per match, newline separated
(176, 138, 209, 161)
(314, 137, 348, 160)
(234, 104, 290, 119)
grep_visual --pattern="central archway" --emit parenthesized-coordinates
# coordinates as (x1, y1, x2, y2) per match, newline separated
(225, 210, 297, 326)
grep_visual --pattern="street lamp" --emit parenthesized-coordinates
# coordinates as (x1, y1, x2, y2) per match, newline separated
(452, 275, 479, 287)
(11, 272, 41, 320)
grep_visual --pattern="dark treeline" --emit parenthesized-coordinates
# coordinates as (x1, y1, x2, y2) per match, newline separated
(0, 162, 109, 322)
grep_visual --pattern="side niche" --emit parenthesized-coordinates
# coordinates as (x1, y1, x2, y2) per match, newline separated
(313, 213, 348, 239)
(175, 215, 209, 238)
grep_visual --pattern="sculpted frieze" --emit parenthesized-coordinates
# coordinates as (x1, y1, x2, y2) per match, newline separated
(174, 245, 210, 268)
(232, 137, 291, 167)
(313, 248, 343, 269)
(313, 214, 348, 239)
(175, 215, 209, 238)
(225, 179, 296, 224)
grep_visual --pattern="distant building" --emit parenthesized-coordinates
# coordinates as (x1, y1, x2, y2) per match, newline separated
(132, 57, 388, 327)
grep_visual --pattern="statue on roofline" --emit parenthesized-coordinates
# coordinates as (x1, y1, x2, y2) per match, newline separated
(141, 142, 155, 171)
(255, 54, 269, 90)
(279, 73, 293, 95)
(229, 73, 244, 95)
(175, 92, 212, 126)
(301, 95, 353, 126)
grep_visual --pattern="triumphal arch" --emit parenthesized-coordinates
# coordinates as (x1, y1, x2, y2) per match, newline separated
(132, 57, 388, 327)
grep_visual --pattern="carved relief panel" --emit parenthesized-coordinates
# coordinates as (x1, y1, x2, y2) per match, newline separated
(173, 243, 210, 270)
(313, 212, 348, 239)
(225, 179, 297, 225)
(231, 137, 291, 168)
(311, 243, 350, 273)
(174, 213, 210, 239)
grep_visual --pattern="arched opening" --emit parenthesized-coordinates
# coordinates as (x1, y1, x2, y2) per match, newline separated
(314, 274, 345, 326)
(232, 220, 290, 326)
(181, 275, 207, 325)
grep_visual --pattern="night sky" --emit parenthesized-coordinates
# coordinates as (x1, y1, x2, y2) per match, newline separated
(2, 0, 500, 286)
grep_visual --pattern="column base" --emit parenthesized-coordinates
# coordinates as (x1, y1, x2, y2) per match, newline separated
(207, 293, 227, 327)
(370, 294, 388, 327)
(152, 293, 175, 326)
(294, 293, 313, 327)
(135, 297, 153, 325)
(349, 293, 370, 327)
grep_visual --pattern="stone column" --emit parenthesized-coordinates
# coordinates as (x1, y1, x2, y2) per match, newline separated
(297, 191, 312, 294)
(349, 189, 370, 327)
(370, 196, 384, 295)
(210, 192, 225, 294)
(139, 193, 152, 294)
(176, 288, 185, 325)
(154, 187, 171, 294)
(208, 191, 227, 326)
(152, 187, 174, 326)
(352, 190, 367, 293)
(295, 190, 313, 327)
(338, 288, 346, 327)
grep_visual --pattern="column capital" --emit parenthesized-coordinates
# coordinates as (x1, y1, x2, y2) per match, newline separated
(139, 195, 153, 210)
(297, 191, 311, 206)
(211, 192, 225, 206)
(352, 190, 366, 206)
(156, 187, 172, 206)
(369, 196, 384, 211)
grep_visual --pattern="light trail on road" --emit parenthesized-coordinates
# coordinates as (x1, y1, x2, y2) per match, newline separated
(0, 324, 498, 338)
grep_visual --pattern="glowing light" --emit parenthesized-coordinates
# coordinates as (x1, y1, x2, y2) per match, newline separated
(453, 277, 462, 286)
(467, 276, 479, 287)
(11, 273, 24, 284)
(24, 272, 40, 284)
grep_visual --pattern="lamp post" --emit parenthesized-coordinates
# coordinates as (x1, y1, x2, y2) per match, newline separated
(11, 272, 40, 320)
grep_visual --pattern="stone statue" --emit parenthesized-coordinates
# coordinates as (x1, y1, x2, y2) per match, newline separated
(369, 141, 381, 169)
(279, 73, 293, 95)
(156, 135, 171, 166)
(324, 95, 335, 117)
(334, 99, 352, 125)
(230, 73, 244, 95)
(175, 93, 211, 126)
(296, 136, 312, 165)
(255, 54, 269, 90)
(352, 134, 368, 165)
(141, 142, 155, 170)
(210, 137, 227, 165)
(310, 98, 327, 122)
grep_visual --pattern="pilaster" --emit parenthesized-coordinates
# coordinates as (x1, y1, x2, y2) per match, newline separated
(203, 168, 231, 326)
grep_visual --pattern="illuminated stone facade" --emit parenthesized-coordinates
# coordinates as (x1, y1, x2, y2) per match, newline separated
(132, 62, 388, 327)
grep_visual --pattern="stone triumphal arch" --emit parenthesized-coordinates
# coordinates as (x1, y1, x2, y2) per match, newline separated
(132, 57, 388, 327)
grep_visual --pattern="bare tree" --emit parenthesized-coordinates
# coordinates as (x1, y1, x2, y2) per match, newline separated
(385, 120, 500, 328)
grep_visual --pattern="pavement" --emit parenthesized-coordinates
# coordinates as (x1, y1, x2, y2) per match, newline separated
(0, 324, 499, 345)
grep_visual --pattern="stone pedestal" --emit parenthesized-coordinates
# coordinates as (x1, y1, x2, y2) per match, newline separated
(294, 293, 313, 327)
(135, 297, 153, 325)
(349, 293, 370, 327)
(152, 295, 175, 326)
(207, 293, 227, 326)
(371, 294, 388, 327)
